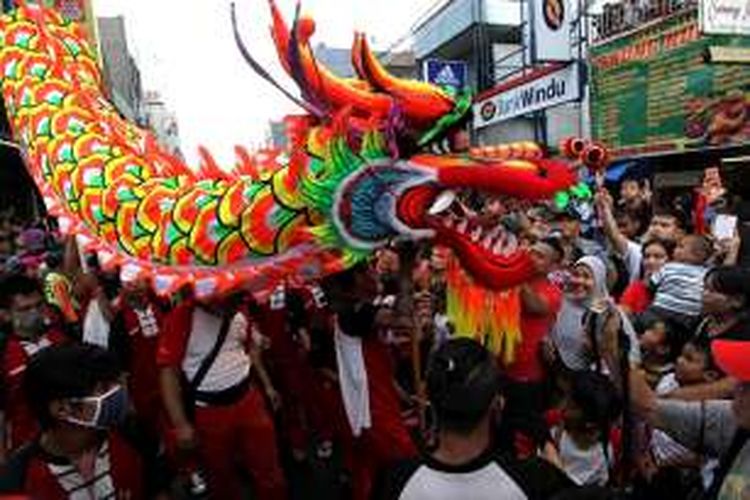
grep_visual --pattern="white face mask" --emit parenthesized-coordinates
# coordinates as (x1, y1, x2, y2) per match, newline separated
(62, 385, 129, 429)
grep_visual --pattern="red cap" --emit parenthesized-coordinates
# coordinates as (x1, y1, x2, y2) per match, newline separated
(712, 338, 750, 382)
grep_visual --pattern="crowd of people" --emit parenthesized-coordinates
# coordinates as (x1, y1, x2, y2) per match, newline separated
(0, 170, 747, 499)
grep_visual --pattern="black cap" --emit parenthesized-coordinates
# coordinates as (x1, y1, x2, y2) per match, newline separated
(538, 236, 565, 261)
(427, 338, 500, 422)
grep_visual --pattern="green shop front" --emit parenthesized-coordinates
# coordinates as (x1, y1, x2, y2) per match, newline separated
(589, 8, 750, 201)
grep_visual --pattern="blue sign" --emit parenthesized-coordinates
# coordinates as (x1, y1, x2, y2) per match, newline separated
(423, 59, 468, 91)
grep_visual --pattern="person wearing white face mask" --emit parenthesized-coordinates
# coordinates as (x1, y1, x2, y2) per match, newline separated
(0, 274, 67, 462)
(0, 343, 160, 499)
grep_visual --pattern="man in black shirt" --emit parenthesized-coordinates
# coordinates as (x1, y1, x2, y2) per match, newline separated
(374, 338, 575, 499)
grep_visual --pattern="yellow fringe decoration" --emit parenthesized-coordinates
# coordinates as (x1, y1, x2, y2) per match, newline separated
(445, 251, 522, 366)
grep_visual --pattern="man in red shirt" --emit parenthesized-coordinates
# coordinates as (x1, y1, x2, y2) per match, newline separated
(253, 284, 337, 460)
(322, 264, 418, 500)
(503, 238, 563, 456)
(0, 344, 146, 499)
(117, 281, 166, 440)
(158, 292, 286, 499)
(0, 274, 67, 459)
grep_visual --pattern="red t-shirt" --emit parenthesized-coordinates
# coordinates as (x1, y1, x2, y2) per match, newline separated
(505, 278, 562, 383)
(120, 299, 164, 422)
(619, 280, 651, 314)
(19, 433, 143, 500)
(156, 301, 195, 369)
(361, 337, 417, 460)
(1, 329, 66, 450)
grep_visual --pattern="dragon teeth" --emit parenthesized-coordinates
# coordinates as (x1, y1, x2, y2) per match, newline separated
(428, 190, 456, 216)
(492, 237, 505, 255)
(504, 236, 519, 255)
(493, 234, 519, 256)
(481, 228, 497, 248)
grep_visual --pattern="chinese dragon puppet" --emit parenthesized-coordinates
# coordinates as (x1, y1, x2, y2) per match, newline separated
(0, 1, 606, 360)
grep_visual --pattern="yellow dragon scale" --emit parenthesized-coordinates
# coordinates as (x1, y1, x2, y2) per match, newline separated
(0, 5, 343, 298)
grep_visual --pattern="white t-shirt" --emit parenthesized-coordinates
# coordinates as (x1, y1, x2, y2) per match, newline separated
(559, 430, 612, 486)
(622, 240, 643, 284)
(397, 462, 528, 500)
(182, 308, 251, 393)
(378, 451, 573, 499)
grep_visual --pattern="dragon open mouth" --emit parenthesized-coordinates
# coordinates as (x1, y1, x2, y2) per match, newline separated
(397, 185, 535, 289)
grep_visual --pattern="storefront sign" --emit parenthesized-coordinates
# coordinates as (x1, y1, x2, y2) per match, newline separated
(590, 11, 750, 157)
(708, 45, 750, 63)
(700, 0, 750, 35)
(473, 63, 580, 129)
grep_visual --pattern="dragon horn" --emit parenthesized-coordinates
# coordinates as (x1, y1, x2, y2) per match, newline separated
(351, 32, 366, 80)
(232, 2, 320, 117)
(268, 0, 393, 117)
(357, 34, 455, 124)
(268, 0, 291, 74)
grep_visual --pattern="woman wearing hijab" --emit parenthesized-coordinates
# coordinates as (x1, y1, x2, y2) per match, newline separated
(550, 256, 641, 373)
(546, 256, 642, 483)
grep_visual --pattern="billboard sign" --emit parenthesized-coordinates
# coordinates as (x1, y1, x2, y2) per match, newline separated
(531, 0, 573, 61)
(473, 63, 581, 129)
(700, 0, 750, 35)
(590, 10, 750, 157)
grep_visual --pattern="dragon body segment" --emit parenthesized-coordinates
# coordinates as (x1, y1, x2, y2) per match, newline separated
(0, 2, 589, 359)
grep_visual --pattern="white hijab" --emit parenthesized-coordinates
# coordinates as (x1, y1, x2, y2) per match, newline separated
(552, 256, 640, 370)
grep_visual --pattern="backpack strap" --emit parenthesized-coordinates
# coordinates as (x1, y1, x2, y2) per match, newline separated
(189, 313, 232, 392)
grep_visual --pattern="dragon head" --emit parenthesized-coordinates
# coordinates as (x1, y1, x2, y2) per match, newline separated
(257, 1, 579, 290)
(299, 133, 577, 290)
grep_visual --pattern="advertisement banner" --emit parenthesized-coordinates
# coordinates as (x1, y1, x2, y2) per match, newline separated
(590, 10, 750, 157)
(700, 0, 750, 35)
(473, 63, 581, 129)
(531, 0, 573, 61)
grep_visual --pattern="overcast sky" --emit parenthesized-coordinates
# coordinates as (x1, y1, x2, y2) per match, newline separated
(92, 0, 436, 165)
